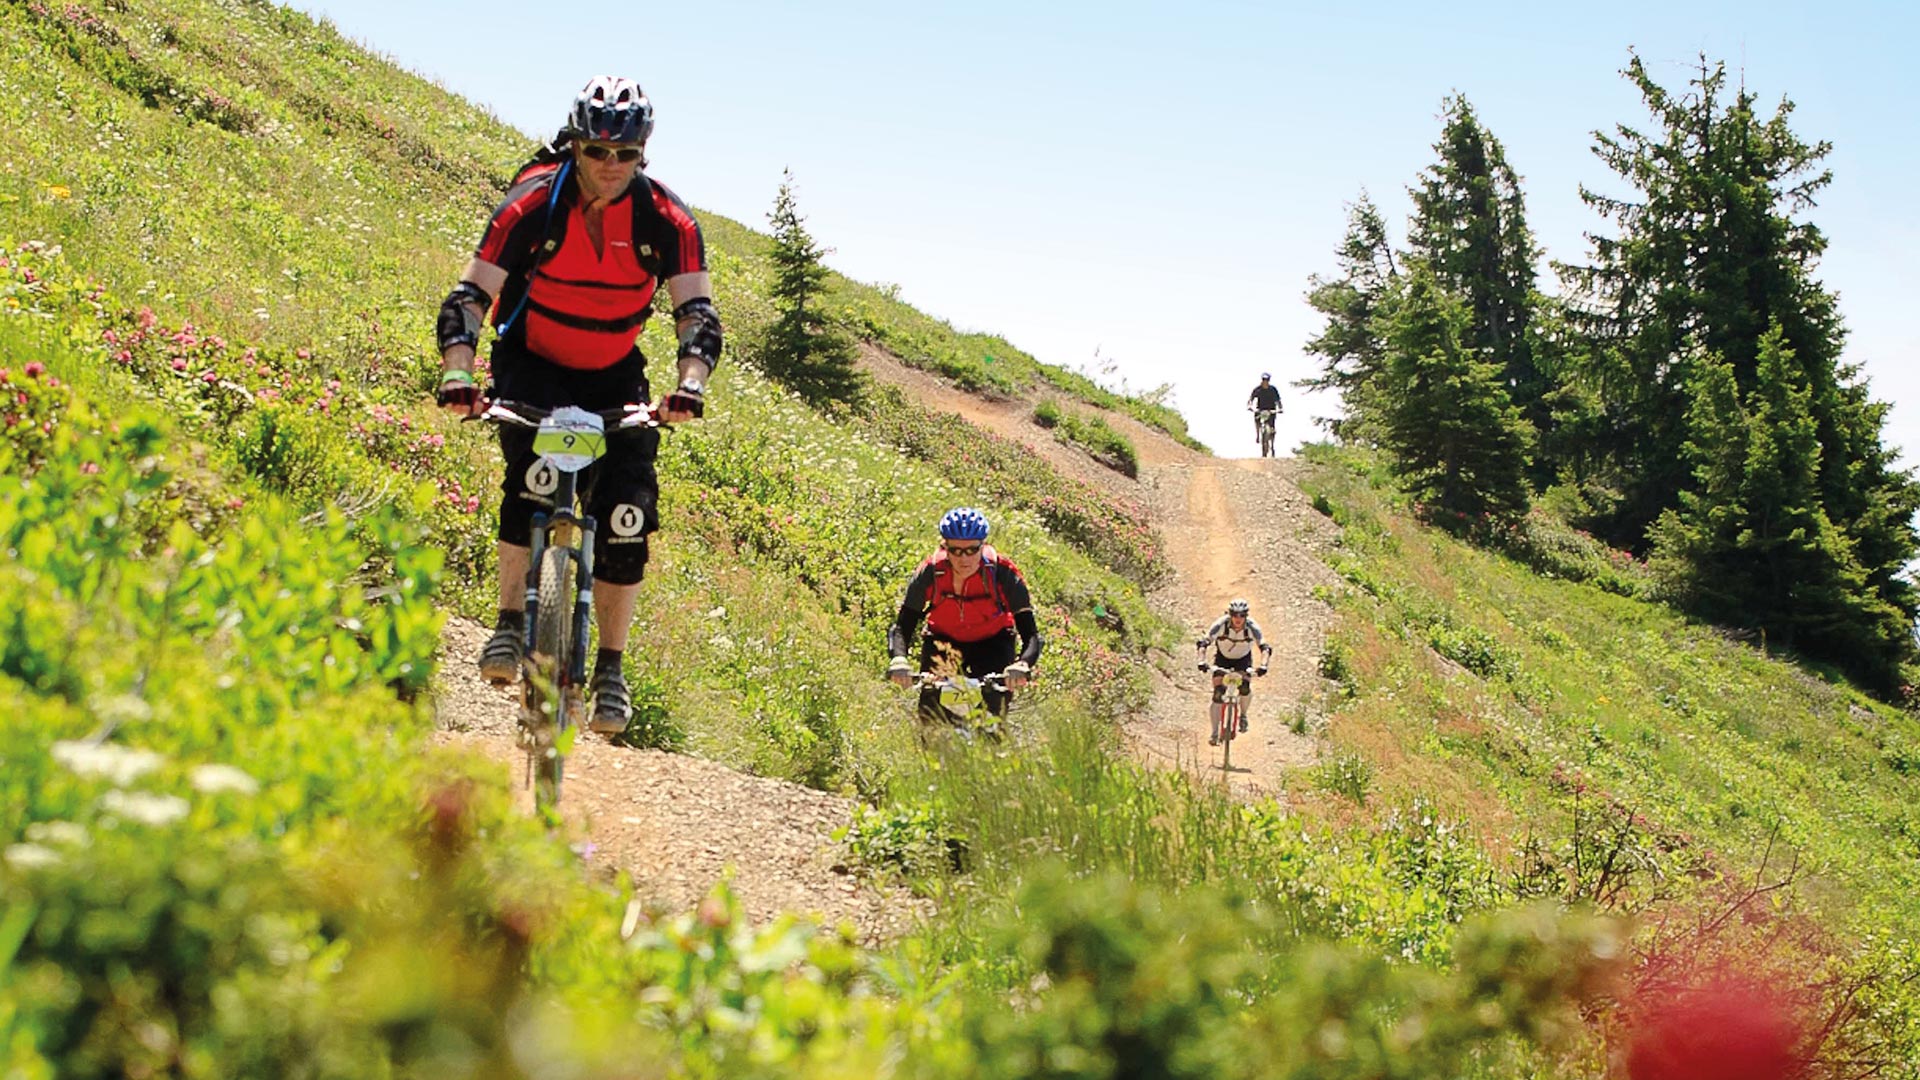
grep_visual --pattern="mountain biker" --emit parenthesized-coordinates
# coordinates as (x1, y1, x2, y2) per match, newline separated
(1195, 598, 1272, 745)
(435, 75, 722, 735)
(1247, 373, 1282, 443)
(887, 508, 1045, 723)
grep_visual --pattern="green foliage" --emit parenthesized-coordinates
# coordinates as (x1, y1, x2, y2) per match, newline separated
(1409, 96, 1547, 453)
(1031, 399, 1139, 477)
(608, 668, 685, 752)
(1555, 54, 1920, 666)
(1374, 269, 1534, 523)
(1296, 444, 1920, 1064)
(759, 170, 865, 408)
(1301, 194, 1398, 440)
(836, 801, 963, 880)
(863, 385, 1167, 590)
(961, 867, 1624, 1080)
(1315, 751, 1376, 804)
(1650, 325, 1910, 689)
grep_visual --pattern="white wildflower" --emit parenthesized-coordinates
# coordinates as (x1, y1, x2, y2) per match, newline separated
(52, 741, 164, 785)
(190, 764, 260, 796)
(705, 606, 727, 619)
(100, 790, 190, 827)
(4, 843, 59, 869)
(24, 820, 89, 847)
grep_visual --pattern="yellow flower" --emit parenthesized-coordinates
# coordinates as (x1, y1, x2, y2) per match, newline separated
(47, 185, 71, 200)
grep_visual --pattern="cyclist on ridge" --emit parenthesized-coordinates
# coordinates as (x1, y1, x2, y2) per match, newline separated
(1247, 372, 1282, 446)
(1196, 598, 1272, 745)
(435, 75, 721, 735)
(887, 508, 1044, 724)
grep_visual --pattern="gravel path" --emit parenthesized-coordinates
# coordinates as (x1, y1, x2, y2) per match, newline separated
(428, 353, 1340, 934)
(859, 352, 1342, 797)
(433, 618, 929, 945)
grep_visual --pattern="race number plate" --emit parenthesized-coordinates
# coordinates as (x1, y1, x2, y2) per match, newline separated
(532, 406, 607, 474)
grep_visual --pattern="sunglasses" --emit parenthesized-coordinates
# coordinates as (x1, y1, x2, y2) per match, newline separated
(579, 143, 642, 163)
(945, 544, 982, 557)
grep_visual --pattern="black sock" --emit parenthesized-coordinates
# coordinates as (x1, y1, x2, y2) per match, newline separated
(496, 609, 525, 632)
(595, 648, 623, 678)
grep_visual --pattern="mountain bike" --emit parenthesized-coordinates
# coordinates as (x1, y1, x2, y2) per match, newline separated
(906, 670, 1013, 744)
(1252, 408, 1277, 458)
(1207, 665, 1250, 771)
(477, 399, 661, 813)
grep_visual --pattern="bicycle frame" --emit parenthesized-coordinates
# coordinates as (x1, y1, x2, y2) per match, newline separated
(477, 400, 660, 808)
(907, 670, 1013, 741)
(1207, 665, 1249, 768)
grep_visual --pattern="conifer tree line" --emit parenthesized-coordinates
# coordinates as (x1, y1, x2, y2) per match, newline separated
(1303, 55, 1920, 694)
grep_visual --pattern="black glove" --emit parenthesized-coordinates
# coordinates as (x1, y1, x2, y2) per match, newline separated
(662, 382, 706, 418)
(1256, 666, 1269, 677)
(436, 371, 479, 412)
(1196, 662, 1208, 673)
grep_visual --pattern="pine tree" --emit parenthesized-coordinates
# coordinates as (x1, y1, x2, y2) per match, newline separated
(1408, 97, 1547, 452)
(762, 169, 863, 407)
(1555, 55, 1920, 685)
(1301, 193, 1398, 441)
(1649, 326, 1910, 689)
(1374, 268, 1534, 525)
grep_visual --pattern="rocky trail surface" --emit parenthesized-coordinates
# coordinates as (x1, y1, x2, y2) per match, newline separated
(856, 351, 1342, 796)
(431, 349, 1337, 937)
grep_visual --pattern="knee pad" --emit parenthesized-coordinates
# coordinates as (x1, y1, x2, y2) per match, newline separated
(1211, 685, 1226, 703)
(593, 529, 649, 585)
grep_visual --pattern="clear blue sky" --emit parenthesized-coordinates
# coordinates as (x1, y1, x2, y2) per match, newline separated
(298, 0, 1920, 460)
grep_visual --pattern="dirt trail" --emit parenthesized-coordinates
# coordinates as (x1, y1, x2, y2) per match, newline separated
(429, 351, 1337, 933)
(859, 352, 1341, 797)
(433, 619, 927, 944)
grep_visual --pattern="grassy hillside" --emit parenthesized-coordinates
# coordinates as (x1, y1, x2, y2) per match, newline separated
(4, 1, 1919, 1076)
(1294, 445, 1920, 1065)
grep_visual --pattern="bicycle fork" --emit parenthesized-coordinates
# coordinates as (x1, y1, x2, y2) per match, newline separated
(569, 516, 597, 687)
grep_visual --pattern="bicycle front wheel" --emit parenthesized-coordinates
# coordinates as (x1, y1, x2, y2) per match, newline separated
(528, 545, 577, 812)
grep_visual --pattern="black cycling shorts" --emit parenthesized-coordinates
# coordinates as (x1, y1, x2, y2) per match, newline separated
(1210, 651, 1254, 701)
(491, 342, 659, 585)
(919, 630, 1017, 720)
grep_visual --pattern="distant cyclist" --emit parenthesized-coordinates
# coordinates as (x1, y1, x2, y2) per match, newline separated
(435, 75, 721, 734)
(1247, 373, 1282, 446)
(888, 508, 1044, 723)
(1195, 599, 1272, 745)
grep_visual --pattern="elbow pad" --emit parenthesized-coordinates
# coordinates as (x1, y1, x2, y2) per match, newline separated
(437, 282, 493, 353)
(673, 297, 723, 371)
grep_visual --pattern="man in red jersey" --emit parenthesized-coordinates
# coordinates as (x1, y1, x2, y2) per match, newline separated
(434, 76, 721, 735)
(887, 508, 1045, 724)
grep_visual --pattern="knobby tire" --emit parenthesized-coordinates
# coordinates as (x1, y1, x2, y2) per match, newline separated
(529, 544, 576, 812)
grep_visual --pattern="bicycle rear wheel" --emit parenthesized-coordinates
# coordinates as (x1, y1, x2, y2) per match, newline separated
(527, 544, 577, 812)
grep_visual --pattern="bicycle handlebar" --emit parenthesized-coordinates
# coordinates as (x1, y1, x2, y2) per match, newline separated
(907, 671, 1011, 690)
(469, 400, 666, 431)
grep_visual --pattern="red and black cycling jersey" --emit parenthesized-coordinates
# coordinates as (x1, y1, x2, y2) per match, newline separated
(891, 546, 1033, 643)
(476, 163, 706, 370)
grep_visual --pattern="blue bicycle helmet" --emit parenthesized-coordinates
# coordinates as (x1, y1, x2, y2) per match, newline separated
(938, 507, 990, 541)
(567, 76, 654, 145)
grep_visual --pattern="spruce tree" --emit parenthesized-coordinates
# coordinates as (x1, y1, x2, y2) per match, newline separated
(1408, 96, 1547, 451)
(1374, 268, 1534, 525)
(1649, 326, 1909, 689)
(1302, 193, 1398, 441)
(1558, 54, 1918, 685)
(763, 169, 863, 407)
